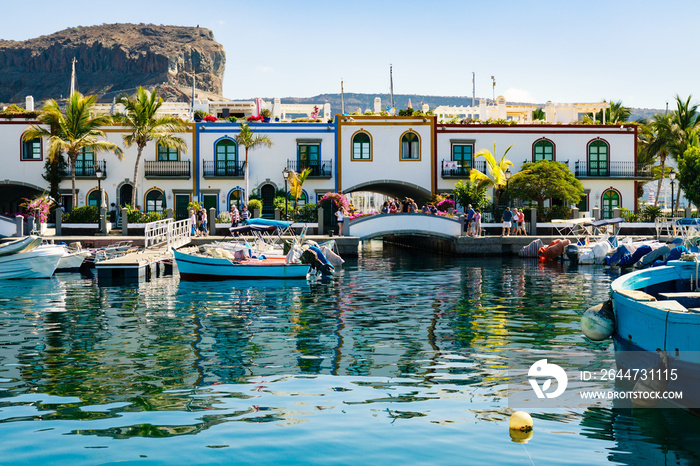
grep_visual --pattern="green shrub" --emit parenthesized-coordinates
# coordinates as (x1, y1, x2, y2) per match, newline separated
(62, 205, 98, 223)
(640, 205, 662, 222)
(141, 212, 166, 223)
(296, 203, 318, 222)
(247, 199, 262, 214)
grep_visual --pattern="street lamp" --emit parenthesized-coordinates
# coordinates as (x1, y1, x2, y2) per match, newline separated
(669, 169, 676, 218)
(505, 167, 512, 206)
(282, 167, 291, 221)
(95, 162, 106, 235)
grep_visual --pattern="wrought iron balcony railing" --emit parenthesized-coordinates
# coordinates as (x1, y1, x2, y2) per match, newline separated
(203, 160, 245, 177)
(144, 160, 191, 178)
(574, 160, 652, 179)
(286, 159, 333, 178)
(62, 159, 107, 178)
(441, 159, 486, 178)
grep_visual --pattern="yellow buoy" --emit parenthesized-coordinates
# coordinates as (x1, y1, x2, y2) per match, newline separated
(509, 428, 534, 444)
(509, 411, 533, 431)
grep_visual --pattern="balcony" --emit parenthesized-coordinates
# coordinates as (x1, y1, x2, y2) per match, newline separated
(203, 160, 245, 178)
(144, 160, 191, 179)
(286, 160, 333, 178)
(574, 160, 652, 179)
(441, 159, 486, 178)
(63, 159, 107, 178)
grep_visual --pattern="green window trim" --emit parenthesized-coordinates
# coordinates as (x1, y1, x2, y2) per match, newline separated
(157, 144, 179, 161)
(298, 144, 320, 168)
(215, 139, 237, 162)
(452, 144, 473, 169)
(533, 139, 554, 162)
(22, 138, 42, 161)
(602, 189, 620, 220)
(145, 190, 165, 213)
(352, 132, 371, 160)
(588, 140, 609, 176)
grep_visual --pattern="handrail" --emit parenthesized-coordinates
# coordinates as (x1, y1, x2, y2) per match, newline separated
(145, 218, 191, 249)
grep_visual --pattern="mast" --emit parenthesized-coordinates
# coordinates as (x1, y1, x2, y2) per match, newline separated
(191, 70, 196, 117)
(389, 64, 394, 109)
(341, 79, 345, 114)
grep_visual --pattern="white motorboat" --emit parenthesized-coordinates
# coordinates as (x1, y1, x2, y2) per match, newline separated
(37, 244, 91, 272)
(0, 245, 65, 279)
(0, 236, 42, 256)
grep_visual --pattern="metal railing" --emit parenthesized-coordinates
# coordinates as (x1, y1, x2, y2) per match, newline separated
(441, 159, 486, 177)
(63, 159, 107, 177)
(203, 160, 245, 177)
(144, 218, 191, 249)
(574, 160, 652, 178)
(286, 160, 333, 177)
(144, 160, 191, 178)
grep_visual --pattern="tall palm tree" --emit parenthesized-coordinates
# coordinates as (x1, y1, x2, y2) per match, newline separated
(640, 113, 674, 207)
(584, 100, 631, 124)
(234, 124, 272, 205)
(24, 92, 123, 208)
(670, 94, 700, 157)
(469, 143, 514, 209)
(116, 87, 188, 207)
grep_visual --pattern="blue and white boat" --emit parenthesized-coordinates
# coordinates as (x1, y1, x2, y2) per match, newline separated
(583, 256, 700, 411)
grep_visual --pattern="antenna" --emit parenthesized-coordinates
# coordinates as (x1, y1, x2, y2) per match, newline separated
(390, 64, 394, 109)
(341, 79, 345, 115)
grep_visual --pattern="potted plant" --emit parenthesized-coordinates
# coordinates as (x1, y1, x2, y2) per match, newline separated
(260, 108, 272, 123)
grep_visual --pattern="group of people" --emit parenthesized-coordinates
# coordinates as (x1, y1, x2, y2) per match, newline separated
(380, 198, 420, 214)
(464, 204, 482, 237)
(501, 207, 527, 236)
(189, 206, 209, 237)
(229, 204, 250, 228)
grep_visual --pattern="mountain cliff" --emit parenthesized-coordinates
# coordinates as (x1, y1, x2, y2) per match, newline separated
(0, 23, 226, 103)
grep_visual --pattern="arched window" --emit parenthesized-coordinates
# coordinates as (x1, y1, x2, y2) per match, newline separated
(21, 137, 42, 161)
(352, 131, 371, 160)
(533, 139, 554, 162)
(287, 190, 308, 206)
(157, 144, 179, 161)
(228, 188, 244, 209)
(215, 139, 238, 175)
(87, 189, 102, 206)
(602, 189, 620, 220)
(401, 131, 420, 160)
(588, 140, 609, 176)
(145, 190, 164, 213)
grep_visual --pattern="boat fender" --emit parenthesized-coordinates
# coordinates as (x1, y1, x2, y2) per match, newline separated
(632, 351, 669, 408)
(581, 299, 615, 341)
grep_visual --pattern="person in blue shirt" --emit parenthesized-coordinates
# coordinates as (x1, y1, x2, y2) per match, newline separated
(501, 206, 513, 236)
(466, 204, 475, 236)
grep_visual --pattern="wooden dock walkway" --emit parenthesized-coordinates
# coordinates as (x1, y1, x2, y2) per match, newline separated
(95, 247, 173, 281)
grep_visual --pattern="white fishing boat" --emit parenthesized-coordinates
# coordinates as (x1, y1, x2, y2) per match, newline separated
(0, 245, 65, 279)
(582, 255, 700, 412)
(0, 236, 42, 256)
(173, 248, 310, 281)
(37, 244, 91, 272)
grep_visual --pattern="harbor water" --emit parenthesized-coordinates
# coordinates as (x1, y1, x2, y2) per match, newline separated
(1, 241, 700, 465)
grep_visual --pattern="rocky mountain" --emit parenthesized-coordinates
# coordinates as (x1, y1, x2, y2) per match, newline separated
(0, 23, 226, 103)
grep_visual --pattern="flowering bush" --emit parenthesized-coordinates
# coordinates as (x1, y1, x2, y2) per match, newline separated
(436, 199, 455, 211)
(247, 115, 265, 122)
(310, 105, 320, 120)
(319, 192, 349, 211)
(21, 194, 54, 224)
(348, 212, 376, 220)
(203, 115, 218, 122)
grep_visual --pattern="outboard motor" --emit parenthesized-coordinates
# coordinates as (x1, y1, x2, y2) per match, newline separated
(566, 244, 580, 264)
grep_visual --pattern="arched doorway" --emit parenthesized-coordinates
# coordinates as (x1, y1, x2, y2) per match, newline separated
(260, 184, 275, 219)
(119, 184, 134, 208)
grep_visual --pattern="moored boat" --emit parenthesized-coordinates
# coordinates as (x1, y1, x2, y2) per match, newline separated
(173, 248, 310, 281)
(582, 255, 700, 412)
(0, 245, 65, 279)
(0, 236, 42, 256)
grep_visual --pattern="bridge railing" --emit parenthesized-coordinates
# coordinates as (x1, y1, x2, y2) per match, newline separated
(145, 218, 191, 249)
(348, 212, 463, 240)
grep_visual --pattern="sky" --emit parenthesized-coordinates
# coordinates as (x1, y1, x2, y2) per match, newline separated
(2, 0, 698, 110)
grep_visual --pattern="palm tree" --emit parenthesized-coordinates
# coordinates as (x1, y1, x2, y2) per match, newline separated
(469, 143, 514, 210)
(24, 92, 123, 208)
(639, 113, 674, 207)
(670, 94, 700, 157)
(289, 167, 312, 218)
(234, 124, 272, 205)
(116, 87, 188, 207)
(584, 100, 631, 124)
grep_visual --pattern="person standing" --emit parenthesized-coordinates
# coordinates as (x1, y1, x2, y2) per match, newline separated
(466, 204, 475, 236)
(240, 205, 250, 225)
(189, 209, 197, 236)
(335, 206, 346, 236)
(501, 207, 513, 236)
(230, 205, 240, 228)
(474, 208, 482, 237)
(200, 207, 209, 236)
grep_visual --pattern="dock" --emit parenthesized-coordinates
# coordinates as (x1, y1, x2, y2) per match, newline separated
(95, 247, 174, 282)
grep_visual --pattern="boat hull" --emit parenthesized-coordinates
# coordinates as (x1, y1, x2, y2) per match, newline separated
(174, 249, 310, 281)
(0, 247, 64, 279)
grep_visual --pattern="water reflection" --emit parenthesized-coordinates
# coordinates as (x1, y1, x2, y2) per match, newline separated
(1, 243, 699, 464)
